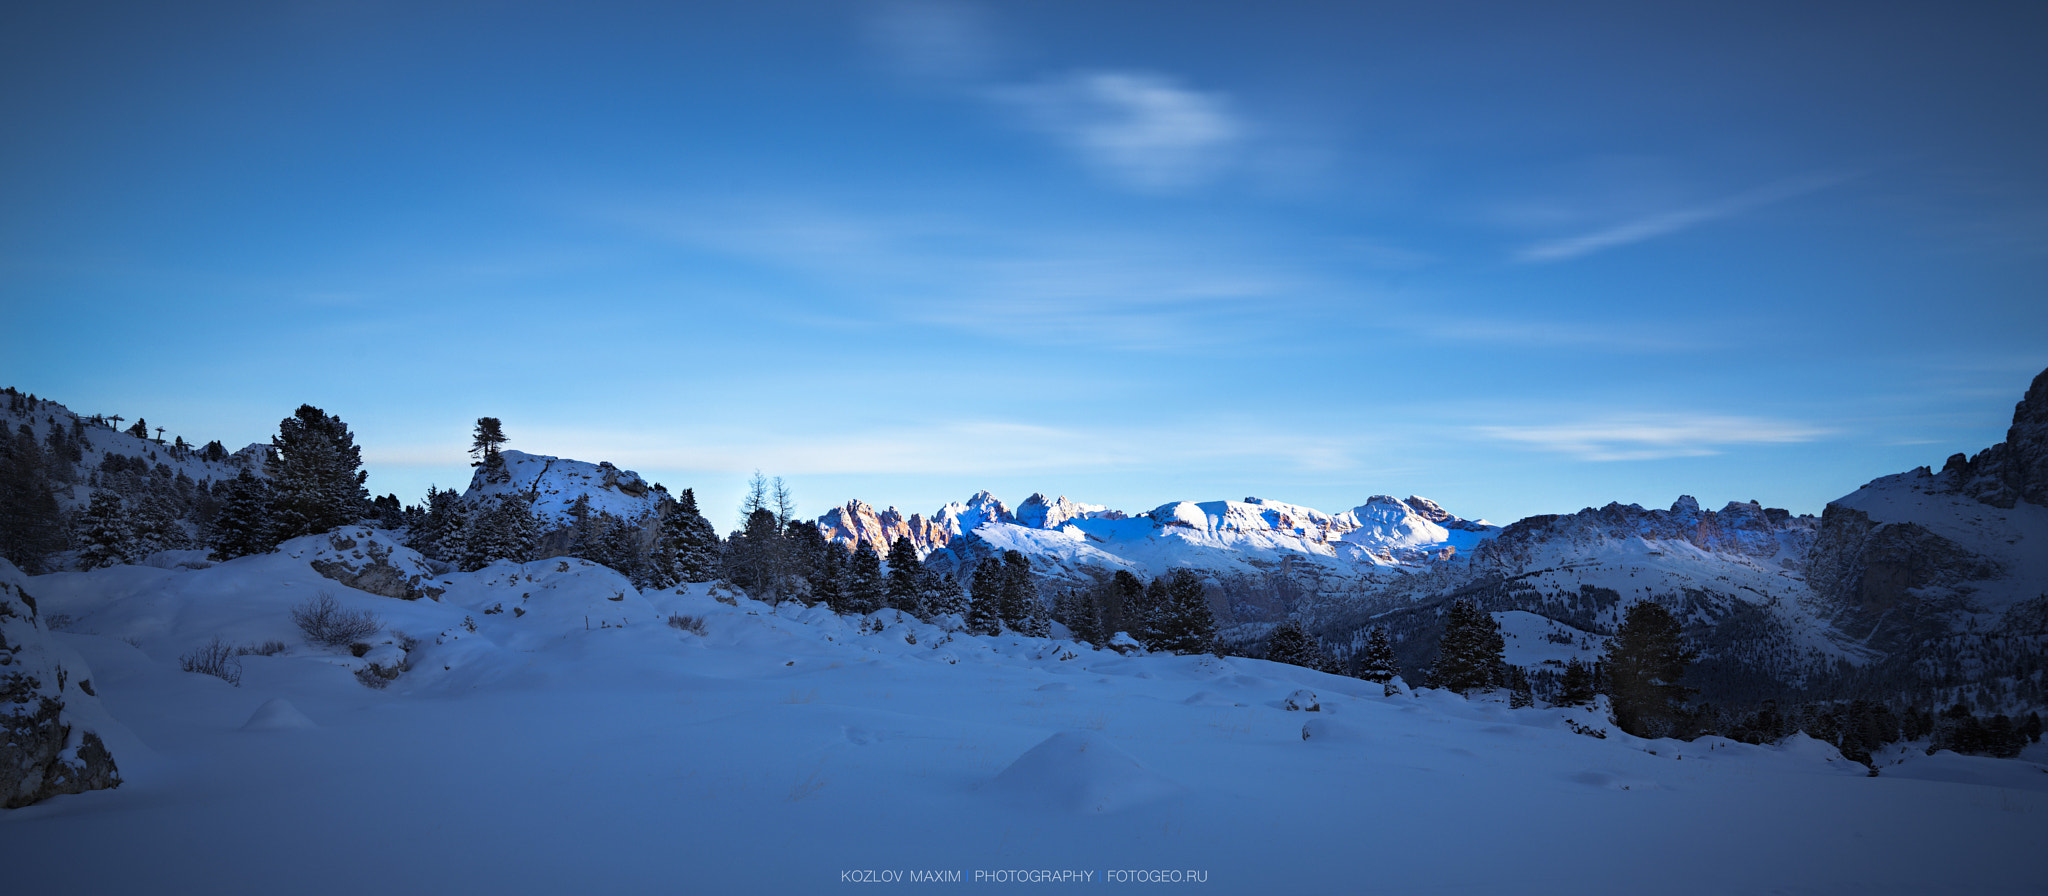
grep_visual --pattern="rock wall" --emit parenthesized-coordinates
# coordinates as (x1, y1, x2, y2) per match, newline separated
(1, 558, 121, 808)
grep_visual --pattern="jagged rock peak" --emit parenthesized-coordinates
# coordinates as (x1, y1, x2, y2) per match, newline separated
(1932, 365, 2048, 509)
(817, 500, 949, 559)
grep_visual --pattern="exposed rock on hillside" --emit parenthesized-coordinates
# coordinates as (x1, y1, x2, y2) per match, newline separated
(1, 559, 120, 808)
(1935, 366, 2048, 509)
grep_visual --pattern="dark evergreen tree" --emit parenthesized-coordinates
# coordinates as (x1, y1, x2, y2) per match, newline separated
(470, 417, 507, 473)
(369, 493, 405, 530)
(1606, 601, 1696, 738)
(925, 571, 967, 619)
(813, 541, 848, 613)
(127, 418, 149, 440)
(996, 550, 1036, 633)
(1354, 626, 1400, 685)
(1054, 587, 1104, 645)
(1129, 575, 1171, 649)
(1428, 598, 1504, 695)
(459, 494, 539, 571)
(1557, 656, 1596, 707)
(406, 485, 468, 564)
(0, 425, 66, 573)
(725, 507, 784, 600)
(76, 493, 139, 569)
(845, 541, 885, 614)
(268, 405, 368, 540)
(1264, 620, 1331, 671)
(1149, 567, 1217, 655)
(208, 470, 277, 560)
(966, 556, 1004, 636)
(1103, 569, 1146, 640)
(885, 536, 925, 616)
(1505, 666, 1536, 708)
(668, 488, 722, 583)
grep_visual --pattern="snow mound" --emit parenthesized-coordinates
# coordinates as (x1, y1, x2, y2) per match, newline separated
(1299, 716, 1367, 742)
(241, 698, 316, 731)
(986, 730, 1182, 814)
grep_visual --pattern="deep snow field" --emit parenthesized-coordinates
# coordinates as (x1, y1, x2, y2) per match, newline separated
(5, 532, 2046, 895)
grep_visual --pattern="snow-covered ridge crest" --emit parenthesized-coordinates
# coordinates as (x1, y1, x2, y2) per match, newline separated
(460, 449, 666, 528)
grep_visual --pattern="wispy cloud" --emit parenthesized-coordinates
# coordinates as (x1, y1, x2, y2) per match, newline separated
(604, 202, 1301, 349)
(1477, 414, 1832, 461)
(863, 0, 1003, 83)
(1513, 171, 1860, 263)
(994, 71, 1246, 193)
(497, 419, 1358, 479)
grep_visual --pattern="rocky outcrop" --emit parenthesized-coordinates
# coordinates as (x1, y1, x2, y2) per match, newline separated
(2, 559, 121, 808)
(1015, 494, 1120, 529)
(1805, 503, 2001, 650)
(1936, 366, 2048, 509)
(1402, 495, 1492, 532)
(817, 500, 951, 558)
(288, 527, 446, 601)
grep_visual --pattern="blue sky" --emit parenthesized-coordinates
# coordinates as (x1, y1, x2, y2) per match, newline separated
(5, 1, 2045, 528)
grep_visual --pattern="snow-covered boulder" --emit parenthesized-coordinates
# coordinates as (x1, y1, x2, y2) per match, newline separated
(1, 559, 121, 808)
(1282, 689, 1320, 712)
(281, 526, 445, 601)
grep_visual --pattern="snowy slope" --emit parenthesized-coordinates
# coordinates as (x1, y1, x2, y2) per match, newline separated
(0, 392, 250, 512)
(4, 546, 2044, 893)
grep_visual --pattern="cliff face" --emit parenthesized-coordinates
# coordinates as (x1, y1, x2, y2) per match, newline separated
(816, 500, 952, 558)
(1933, 366, 2048, 509)
(2, 559, 121, 809)
(1801, 366, 2048, 689)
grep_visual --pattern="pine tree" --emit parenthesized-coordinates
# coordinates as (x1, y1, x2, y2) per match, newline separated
(76, 493, 139, 569)
(470, 417, 507, 472)
(845, 541, 885, 614)
(208, 470, 277, 560)
(1606, 601, 1697, 738)
(1428, 598, 1504, 695)
(1149, 567, 1216, 655)
(1129, 575, 1170, 649)
(1265, 620, 1330, 671)
(966, 557, 1004, 636)
(728, 506, 784, 601)
(406, 485, 468, 564)
(268, 404, 368, 540)
(813, 541, 848, 613)
(1104, 569, 1146, 640)
(459, 494, 539, 571)
(1505, 666, 1536, 708)
(0, 425, 66, 573)
(1054, 587, 1104, 645)
(1354, 626, 1400, 684)
(1558, 657, 1596, 706)
(992, 550, 1034, 632)
(920, 568, 964, 620)
(668, 488, 721, 583)
(885, 536, 925, 616)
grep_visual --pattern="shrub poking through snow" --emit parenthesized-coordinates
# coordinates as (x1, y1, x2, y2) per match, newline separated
(667, 614, 708, 636)
(292, 591, 383, 648)
(179, 637, 243, 686)
(1282, 689, 1319, 711)
(234, 640, 288, 657)
(353, 663, 401, 689)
